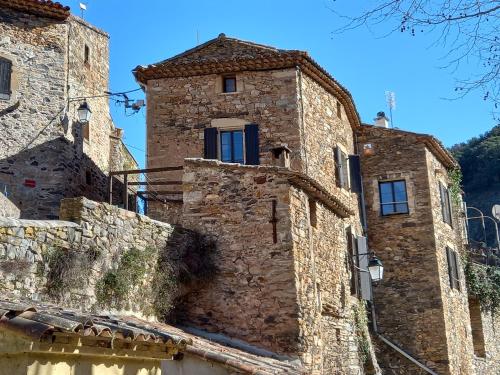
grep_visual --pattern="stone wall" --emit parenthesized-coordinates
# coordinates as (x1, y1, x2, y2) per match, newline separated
(473, 309, 500, 375)
(178, 159, 372, 374)
(0, 192, 20, 218)
(145, 68, 302, 221)
(0, 197, 174, 316)
(0, 7, 135, 219)
(425, 148, 475, 374)
(358, 125, 453, 374)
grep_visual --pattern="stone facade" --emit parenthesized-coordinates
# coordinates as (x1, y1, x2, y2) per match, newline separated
(137, 35, 377, 374)
(0, 192, 20, 218)
(0, 4, 136, 219)
(0, 197, 174, 316)
(357, 124, 475, 374)
(179, 159, 371, 374)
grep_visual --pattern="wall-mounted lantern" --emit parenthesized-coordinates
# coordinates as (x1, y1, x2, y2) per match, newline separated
(368, 254, 384, 282)
(77, 101, 92, 123)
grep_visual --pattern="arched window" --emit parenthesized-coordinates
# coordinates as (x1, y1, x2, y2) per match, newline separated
(0, 57, 12, 100)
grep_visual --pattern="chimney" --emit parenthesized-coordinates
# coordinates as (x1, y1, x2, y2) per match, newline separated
(374, 111, 390, 128)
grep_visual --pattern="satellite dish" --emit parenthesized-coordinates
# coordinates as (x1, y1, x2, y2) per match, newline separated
(492, 205, 500, 221)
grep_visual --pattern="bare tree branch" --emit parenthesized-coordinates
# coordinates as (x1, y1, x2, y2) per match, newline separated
(331, 1, 500, 117)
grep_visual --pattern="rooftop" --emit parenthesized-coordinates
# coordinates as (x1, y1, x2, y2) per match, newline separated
(0, 296, 303, 374)
(0, 0, 70, 20)
(133, 33, 362, 129)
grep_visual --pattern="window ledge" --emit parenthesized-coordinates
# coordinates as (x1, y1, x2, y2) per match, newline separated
(0, 93, 11, 101)
(219, 91, 240, 96)
(380, 212, 411, 218)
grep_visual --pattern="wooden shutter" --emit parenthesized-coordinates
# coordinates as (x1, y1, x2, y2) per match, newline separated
(446, 247, 456, 289)
(446, 187, 453, 227)
(452, 250, 461, 291)
(335, 147, 344, 188)
(0, 58, 12, 95)
(244, 123, 259, 165)
(204, 127, 218, 159)
(356, 236, 372, 301)
(349, 154, 362, 194)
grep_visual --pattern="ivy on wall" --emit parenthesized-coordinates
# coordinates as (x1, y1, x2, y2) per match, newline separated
(448, 168, 463, 207)
(464, 259, 500, 312)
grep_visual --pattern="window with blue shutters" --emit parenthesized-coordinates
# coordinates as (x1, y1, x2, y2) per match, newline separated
(204, 124, 260, 165)
(0, 57, 12, 100)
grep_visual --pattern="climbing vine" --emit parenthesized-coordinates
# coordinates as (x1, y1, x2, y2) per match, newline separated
(353, 300, 371, 365)
(448, 168, 463, 206)
(464, 258, 500, 312)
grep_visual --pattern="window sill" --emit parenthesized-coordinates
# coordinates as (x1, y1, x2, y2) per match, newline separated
(219, 91, 240, 96)
(0, 93, 11, 101)
(380, 212, 410, 218)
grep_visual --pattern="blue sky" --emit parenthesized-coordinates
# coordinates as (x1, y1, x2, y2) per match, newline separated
(66, 0, 497, 167)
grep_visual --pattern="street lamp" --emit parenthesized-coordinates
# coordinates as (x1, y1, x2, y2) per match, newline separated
(369, 255, 384, 282)
(77, 101, 92, 123)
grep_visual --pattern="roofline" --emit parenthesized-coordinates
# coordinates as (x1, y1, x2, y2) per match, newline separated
(132, 35, 362, 129)
(0, 0, 70, 20)
(358, 124, 458, 169)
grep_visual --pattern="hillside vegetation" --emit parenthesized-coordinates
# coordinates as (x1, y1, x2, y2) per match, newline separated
(450, 125, 500, 247)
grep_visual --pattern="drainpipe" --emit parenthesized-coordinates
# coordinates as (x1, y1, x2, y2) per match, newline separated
(369, 297, 439, 375)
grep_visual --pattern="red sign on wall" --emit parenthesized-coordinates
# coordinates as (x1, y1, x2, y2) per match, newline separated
(24, 179, 36, 188)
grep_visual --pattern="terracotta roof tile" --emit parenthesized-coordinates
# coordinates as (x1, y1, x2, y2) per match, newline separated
(133, 34, 362, 129)
(0, 0, 70, 20)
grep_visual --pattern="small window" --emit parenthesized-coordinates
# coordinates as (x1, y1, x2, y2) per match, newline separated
(309, 198, 317, 228)
(346, 226, 359, 296)
(337, 101, 342, 119)
(223, 76, 236, 93)
(85, 170, 92, 185)
(379, 180, 409, 215)
(0, 57, 12, 100)
(334, 146, 349, 189)
(82, 123, 90, 141)
(439, 182, 453, 226)
(84, 45, 90, 65)
(220, 130, 244, 163)
(446, 247, 461, 290)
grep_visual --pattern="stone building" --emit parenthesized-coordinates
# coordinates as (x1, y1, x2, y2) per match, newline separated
(357, 123, 499, 375)
(134, 34, 376, 374)
(0, 0, 136, 219)
(133, 34, 500, 375)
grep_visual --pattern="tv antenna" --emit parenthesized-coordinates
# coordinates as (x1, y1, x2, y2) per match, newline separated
(385, 91, 396, 127)
(79, 3, 87, 19)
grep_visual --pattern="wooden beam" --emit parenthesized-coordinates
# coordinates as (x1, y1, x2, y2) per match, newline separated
(128, 181, 182, 186)
(109, 166, 183, 176)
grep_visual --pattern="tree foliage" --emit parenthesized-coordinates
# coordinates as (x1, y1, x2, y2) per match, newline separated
(331, 1, 500, 115)
(450, 124, 500, 246)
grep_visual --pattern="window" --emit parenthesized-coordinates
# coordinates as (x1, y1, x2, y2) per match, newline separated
(83, 123, 90, 141)
(440, 182, 453, 226)
(468, 298, 486, 357)
(0, 57, 12, 100)
(204, 124, 259, 165)
(446, 247, 461, 290)
(346, 226, 359, 296)
(223, 76, 236, 93)
(85, 170, 92, 185)
(379, 180, 409, 215)
(337, 101, 342, 119)
(220, 130, 244, 163)
(334, 146, 349, 189)
(309, 199, 317, 228)
(84, 45, 90, 65)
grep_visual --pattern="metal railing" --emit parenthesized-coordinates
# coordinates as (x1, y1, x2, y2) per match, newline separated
(108, 166, 183, 211)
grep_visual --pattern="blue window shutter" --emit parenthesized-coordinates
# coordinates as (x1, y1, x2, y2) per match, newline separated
(356, 236, 372, 301)
(244, 123, 259, 165)
(204, 127, 218, 159)
(349, 154, 362, 194)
